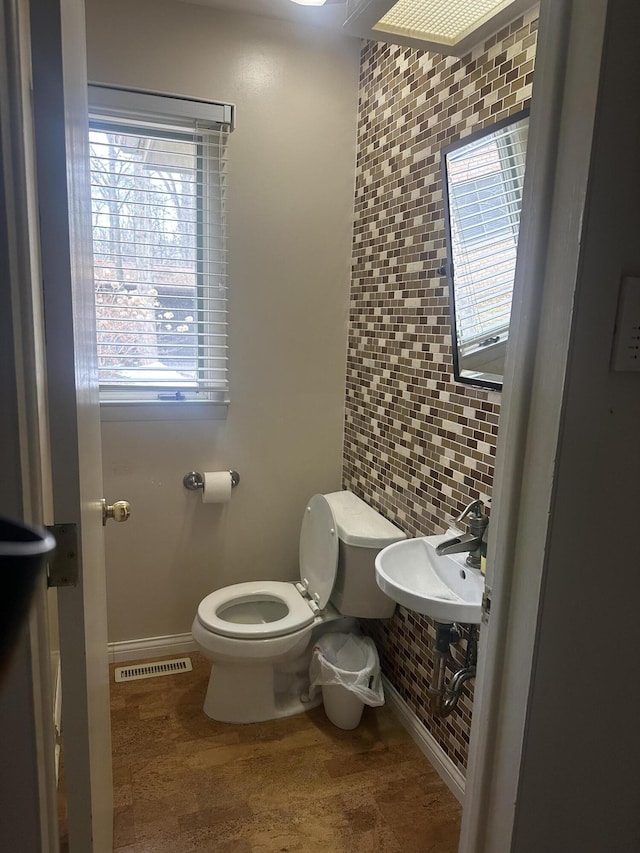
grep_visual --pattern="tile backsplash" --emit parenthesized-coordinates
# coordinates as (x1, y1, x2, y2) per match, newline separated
(343, 9, 538, 774)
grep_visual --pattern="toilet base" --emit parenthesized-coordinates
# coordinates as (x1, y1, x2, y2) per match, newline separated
(203, 657, 321, 723)
(193, 611, 358, 724)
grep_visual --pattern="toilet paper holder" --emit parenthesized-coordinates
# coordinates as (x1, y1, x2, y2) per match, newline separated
(183, 471, 240, 491)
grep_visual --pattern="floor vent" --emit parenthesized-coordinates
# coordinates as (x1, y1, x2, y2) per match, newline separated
(115, 657, 193, 683)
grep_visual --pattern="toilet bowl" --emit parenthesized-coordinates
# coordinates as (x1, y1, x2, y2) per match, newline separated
(192, 491, 405, 724)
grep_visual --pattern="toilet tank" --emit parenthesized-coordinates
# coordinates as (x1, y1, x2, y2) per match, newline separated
(323, 491, 406, 619)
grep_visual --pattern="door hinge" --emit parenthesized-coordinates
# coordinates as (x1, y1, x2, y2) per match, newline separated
(45, 523, 78, 587)
(482, 589, 492, 623)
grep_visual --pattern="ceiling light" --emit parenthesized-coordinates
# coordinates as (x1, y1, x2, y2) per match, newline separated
(376, 0, 514, 45)
(290, 0, 329, 6)
(343, 0, 532, 56)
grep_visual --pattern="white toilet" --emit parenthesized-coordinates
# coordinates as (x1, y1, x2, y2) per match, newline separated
(192, 490, 405, 723)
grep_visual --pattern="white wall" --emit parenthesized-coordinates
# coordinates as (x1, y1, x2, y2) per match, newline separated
(85, 0, 360, 643)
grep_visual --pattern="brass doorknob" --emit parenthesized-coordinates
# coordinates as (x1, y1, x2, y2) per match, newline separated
(101, 499, 131, 526)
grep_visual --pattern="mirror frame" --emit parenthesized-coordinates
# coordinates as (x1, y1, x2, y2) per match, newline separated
(441, 107, 530, 392)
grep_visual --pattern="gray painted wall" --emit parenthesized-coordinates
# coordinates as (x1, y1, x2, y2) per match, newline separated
(85, 0, 360, 643)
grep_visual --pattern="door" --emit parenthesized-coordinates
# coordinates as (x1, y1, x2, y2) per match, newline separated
(30, 0, 114, 849)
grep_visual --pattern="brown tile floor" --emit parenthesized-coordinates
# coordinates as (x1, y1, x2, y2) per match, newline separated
(63, 652, 462, 852)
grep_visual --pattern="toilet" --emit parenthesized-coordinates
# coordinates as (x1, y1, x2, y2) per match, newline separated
(192, 490, 405, 723)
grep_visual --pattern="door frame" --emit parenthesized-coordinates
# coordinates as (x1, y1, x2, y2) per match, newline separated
(459, 1, 609, 849)
(0, 0, 58, 848)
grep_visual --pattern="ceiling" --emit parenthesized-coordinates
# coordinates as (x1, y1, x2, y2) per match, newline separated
(178, 0, 350, 34)
(178, 0, 534, 55)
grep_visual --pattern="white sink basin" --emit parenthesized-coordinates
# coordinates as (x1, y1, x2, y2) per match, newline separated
(375, 534, 484, 624)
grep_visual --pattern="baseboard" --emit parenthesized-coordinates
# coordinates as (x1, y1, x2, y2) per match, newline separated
(108, 632, 197, 664)
(383, 675, 466, 804)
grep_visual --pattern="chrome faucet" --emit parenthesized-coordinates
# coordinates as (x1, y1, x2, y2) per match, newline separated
(435, 499, 489, 569)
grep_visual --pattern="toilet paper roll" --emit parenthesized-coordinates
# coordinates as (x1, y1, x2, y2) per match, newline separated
(202, 471, 232, 504)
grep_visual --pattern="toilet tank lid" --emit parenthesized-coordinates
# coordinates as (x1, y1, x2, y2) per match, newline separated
(322, 491, 406, 548)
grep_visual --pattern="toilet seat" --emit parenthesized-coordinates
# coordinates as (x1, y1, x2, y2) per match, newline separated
(197, 581, 316, 640)
(197, 496, 341, 642)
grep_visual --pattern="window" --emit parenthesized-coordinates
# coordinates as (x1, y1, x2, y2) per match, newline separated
(444, 115, 528, 357)
(88, 86, 232, 403)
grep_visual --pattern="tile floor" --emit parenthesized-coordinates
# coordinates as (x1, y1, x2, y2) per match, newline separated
(61, 652, 462, 852)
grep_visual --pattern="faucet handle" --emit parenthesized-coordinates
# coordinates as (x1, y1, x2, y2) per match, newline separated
(455, 498, 484, 524)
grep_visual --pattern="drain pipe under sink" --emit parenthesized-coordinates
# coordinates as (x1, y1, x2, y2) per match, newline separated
(428, 623, 478, 717)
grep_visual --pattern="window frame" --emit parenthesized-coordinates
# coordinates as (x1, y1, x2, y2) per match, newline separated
(87, 85, 232, 409)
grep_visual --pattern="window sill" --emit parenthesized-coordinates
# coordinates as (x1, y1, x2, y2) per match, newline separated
(100, 400, 229, 422)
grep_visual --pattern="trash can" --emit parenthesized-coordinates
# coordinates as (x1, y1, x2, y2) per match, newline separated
(309, 633, 384, 730)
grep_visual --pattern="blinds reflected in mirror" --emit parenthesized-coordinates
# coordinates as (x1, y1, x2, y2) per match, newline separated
(442, 110, 529, 390)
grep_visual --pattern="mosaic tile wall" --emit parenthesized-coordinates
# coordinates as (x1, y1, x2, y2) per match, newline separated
(343, 10, 538, 775)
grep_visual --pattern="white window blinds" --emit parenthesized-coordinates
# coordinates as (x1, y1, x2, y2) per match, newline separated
(445, 118, 528, 355)
(88, 86, 232, 402)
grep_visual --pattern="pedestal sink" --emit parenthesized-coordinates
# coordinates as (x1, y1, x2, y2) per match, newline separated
(375, 534, 484, 624)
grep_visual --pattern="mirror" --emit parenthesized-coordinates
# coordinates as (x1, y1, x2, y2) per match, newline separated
(441, 109, 529, 390)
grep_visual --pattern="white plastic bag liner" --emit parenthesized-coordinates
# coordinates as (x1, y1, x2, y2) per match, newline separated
(309, 633, 384, 707)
